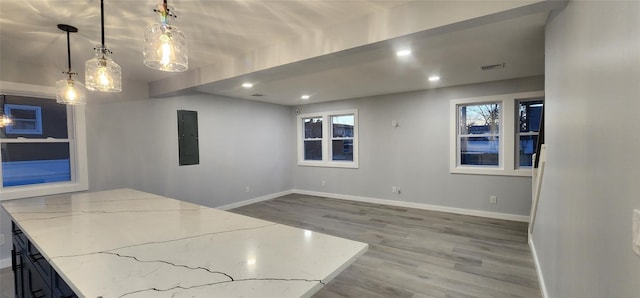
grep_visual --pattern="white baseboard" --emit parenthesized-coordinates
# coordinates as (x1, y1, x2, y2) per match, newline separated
(291, 189, 530, 222)
(0, 257, 10, 269)
(216, 190, 294, 210)
(529, 236, 548, 298)
(216, 188, 530, 222)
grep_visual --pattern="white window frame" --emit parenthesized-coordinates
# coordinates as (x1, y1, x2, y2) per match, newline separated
(297, 109, 359, 168)
(0, 81, 88, 200)
(450, 91, 544, 177)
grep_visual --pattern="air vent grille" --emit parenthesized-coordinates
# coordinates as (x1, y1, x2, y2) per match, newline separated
(481, 63, 506, 71)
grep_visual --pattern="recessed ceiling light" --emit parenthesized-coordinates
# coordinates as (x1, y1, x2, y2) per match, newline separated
(242, 82, 253, 88)
(396, 49, 411, 57)
(428, 76, 440, 82)
(301, 95, 310, 100)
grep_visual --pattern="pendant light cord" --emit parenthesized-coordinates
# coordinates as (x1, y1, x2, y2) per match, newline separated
(163, 0, 168, 23)
(66, 30, 71, 73)
(101, 0, 105, 47)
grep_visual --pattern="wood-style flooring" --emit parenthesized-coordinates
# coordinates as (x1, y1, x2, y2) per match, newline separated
(0, 267, 14, 298)
(230, 194, 541, 298)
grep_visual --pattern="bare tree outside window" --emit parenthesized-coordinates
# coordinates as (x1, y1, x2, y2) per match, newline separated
(458, 103, 500, 166)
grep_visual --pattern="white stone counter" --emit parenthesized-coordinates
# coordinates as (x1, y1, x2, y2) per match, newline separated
(1, 189, 368, 297)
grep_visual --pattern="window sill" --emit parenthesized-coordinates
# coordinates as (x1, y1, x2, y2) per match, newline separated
(450, 167, 532, 177)
(298, 161, 359, 169)
(0, 181, 88, 201)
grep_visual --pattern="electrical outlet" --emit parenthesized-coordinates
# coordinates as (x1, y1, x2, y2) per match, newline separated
(392, 186, 397, 194)
(0, 234, 4, 246)
(321, 180, 326, 187)
(245, 186, 250, 193)
(633, 209, 640, 256)
(490, 195, 497, 204)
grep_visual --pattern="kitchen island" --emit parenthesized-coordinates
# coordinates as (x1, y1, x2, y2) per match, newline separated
(1, 189, 368, 297)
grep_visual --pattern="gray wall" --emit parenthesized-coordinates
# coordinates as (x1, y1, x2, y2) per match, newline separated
(85, 93, 295, 207)
(533, 1, 640, 297)
(293, 76, 544, 216)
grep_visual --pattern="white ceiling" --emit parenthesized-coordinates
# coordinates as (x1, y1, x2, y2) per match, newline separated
(0, 0, 555, 106)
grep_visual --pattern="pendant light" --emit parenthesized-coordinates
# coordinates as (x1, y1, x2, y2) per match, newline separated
(56, 24, 87, 105)
(85, 0, 122, 92)
(0, 95, 13, 128)
(143, 0, 188, 72)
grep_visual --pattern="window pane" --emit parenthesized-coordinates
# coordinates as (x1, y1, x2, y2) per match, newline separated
(459, 103, 500, 135)
(519, 100, 543, 132)
(1, 142, 71, 187)
(2, 95, 67, 139)
(303, 117, 322, 139)
(518, 135, 538, 167)
(304, 140, 322, 160)
(332, 115, 354, 138)
(332, 139, 353, 161)
(460, 136, 499, 166)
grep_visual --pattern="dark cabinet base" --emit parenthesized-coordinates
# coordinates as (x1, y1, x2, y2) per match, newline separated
(12, 222, 77, 298)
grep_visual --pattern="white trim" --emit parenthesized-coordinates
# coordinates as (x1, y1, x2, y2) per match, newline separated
(216, 190, 294, 210)
(0, 138, 71, 143)
(529, 237, 549, 298)
(0, 81, 89, 201)
(450, 91, 544, 177)
(292, 189, 530, 222)
(0, 257, 10, 269)
(0, 81, 56, 98)
(215, 188, 529, 222)
(529, 145, 546, 234)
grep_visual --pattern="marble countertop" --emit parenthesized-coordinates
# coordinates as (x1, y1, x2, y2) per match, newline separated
(1, 189, 368, 298)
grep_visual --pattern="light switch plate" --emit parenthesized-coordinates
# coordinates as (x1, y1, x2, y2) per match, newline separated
(633, 209, 640, 256)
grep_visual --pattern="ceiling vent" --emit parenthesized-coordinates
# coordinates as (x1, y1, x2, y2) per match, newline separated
(251, 94, 265, 97)
(481, 63, 506, 71)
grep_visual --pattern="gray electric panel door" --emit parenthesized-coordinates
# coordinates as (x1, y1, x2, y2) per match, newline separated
(177, 110, 199, 166)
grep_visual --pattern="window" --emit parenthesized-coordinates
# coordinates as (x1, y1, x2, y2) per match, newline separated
(298, 109, 358, 168)
(5, 104, 43, 134)
(0, 82, 88, 200)
(517, 99, 543, 168)
(303, 116, 323, 161)
(450, 91, 544, 176)
(458, 102, 501, 167)
(331, 114, 354, 161)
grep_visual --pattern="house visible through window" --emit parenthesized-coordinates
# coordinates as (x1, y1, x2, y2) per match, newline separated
(517, 99, 543, 168)
(331, 114, 354, 161)
(450, 91, 544, 176)
(5, 104, 43, 135)
(458, 103, 501, 167)
(303, 117, 323, 160)
(298, 109, 358, 168)
(1, 95, 71, 187)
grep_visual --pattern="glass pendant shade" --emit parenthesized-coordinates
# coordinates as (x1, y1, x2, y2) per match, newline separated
(56, 76, 87, 105)
(0, 95, 11, 127)
(0, 114, 12, 127)
(144, 23, 188, 72)
(86, 46, 122, 92)
(56, 24, 86, 105)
